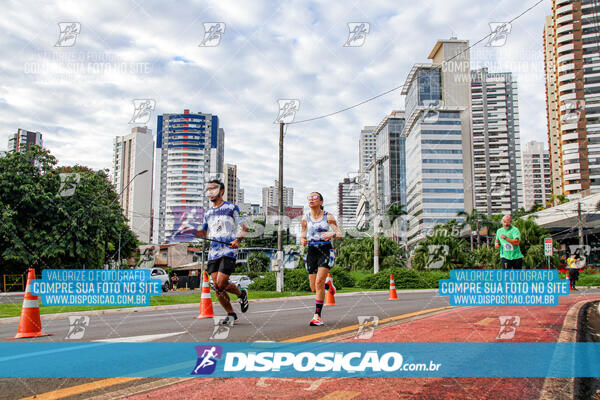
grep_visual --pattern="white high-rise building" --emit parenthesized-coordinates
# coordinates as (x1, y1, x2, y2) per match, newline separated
(153, 109, 224, 243)
(471, 67, 524, 215)
(359, 126, 377, 174)
(262, 180, 294, 211)
(237, 181, 244, 204)
(112, 126, 154, 243)
(402, 39, 474, 246)
(522, 141, 552, 210)
(338, 177, 359, 230)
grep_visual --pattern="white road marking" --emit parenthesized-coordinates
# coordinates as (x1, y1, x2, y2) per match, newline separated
(94, 331, 186, 342)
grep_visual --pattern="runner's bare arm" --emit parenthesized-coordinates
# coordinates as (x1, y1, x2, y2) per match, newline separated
(300, 216, 308, 246)
(230, 221, 250, 248)
(322, 214, 342, 240)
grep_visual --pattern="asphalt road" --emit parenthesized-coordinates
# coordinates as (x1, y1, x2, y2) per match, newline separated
(0, 290, 450, 399)
(0, 291, 449, 343)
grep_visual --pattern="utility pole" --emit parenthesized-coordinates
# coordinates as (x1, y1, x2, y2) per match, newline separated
(577, 201, 584, 249)
(373, 162, 379, 274)
(117, 231, 121, 270)
(276, 121, 284, 292)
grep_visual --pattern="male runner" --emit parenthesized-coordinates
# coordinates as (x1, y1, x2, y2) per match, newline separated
(494, 214, 523, 269)
(196, 179, 249, 325)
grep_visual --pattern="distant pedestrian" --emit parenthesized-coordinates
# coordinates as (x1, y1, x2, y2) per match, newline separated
(495, 215, 523, 269)
(171, 273, 179, 290)
(566, 253, 581, 290)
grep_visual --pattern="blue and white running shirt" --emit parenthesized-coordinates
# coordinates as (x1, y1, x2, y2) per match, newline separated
(201, 202, 241, 261)
(306, 211, 331, 247)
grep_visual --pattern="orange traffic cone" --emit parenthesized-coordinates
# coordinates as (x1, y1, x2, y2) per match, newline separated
(324, 273, 336, 306)
(388, 274, 398, 301)
(194, 271, 214, 319)
(14, 268, 50, 338)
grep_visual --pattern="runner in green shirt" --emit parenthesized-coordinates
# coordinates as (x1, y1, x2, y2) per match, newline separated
(494, 215, 523, 269)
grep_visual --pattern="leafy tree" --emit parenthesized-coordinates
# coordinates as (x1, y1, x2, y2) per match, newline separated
(457, 209, 488, 250)
(0, 147, 137, 274)
(335, 236, 404, 272)
(546, 194, 568, 208)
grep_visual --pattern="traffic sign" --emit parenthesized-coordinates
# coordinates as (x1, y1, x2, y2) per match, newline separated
(544, 238, 553, 256)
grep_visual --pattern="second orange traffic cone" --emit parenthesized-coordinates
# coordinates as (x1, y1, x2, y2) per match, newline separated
(194, 271, 214, 319)
(14, 268, 50, 338)
(388, 274, 398, 301)
(324, 273, 336, 306)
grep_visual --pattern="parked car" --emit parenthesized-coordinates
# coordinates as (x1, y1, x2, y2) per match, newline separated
(147, 267, 170, 292)
(229, 275, 253, 290)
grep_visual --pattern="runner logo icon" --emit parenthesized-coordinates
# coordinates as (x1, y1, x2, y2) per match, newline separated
(191, 345, 222, 375)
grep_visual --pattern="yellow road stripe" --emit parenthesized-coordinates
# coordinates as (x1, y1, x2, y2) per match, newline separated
(319, 390, 361, 399)
(20, 377, 141, 400)
(475, 317, 496, 325)
(282, 306, 453, 342)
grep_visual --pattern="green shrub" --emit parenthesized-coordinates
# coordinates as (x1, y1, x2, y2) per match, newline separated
(248, 272, 276, 291)
(357, 274, 380, 289)
(356, 269, 450, 289)
(330, 267, 355, 289)
(284, 268, 311, 292)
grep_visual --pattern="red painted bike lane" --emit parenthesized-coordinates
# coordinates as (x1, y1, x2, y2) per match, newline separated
(124, 293, 600, 400)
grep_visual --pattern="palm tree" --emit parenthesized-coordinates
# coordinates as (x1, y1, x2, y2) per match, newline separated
(457, 209, 484, 250)
(386, 203, 407, 242)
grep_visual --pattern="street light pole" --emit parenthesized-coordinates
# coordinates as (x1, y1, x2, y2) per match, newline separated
(113, 169, 148, 269)
(373, 162, 379, 274)
(276, 122, 284, 292)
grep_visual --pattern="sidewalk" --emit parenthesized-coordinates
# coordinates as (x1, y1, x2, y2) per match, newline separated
(122, 292, 600, 400)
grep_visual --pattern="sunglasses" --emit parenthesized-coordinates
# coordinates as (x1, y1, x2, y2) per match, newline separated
(307, 195, 320, 200)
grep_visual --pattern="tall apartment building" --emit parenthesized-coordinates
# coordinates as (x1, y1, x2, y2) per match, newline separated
(359, 126, 377, 173)
(374, 111, 407, 209)
(544, 1, 600, 198)
(8, 129, 43, 152)
(338, 177, 360, 230)
(544, 15, 563, 196)
(261, 180, 294, 211)
(521, 141, 552, 210)
(402, 39, 473, 246)
(237, 182, 244, 204)
(355, 126, 377, 229)
(471, 67, 523, 215)
(153, 109, 224, 243)
(112, 127, 154, 243)
(224, 163, 237, 203)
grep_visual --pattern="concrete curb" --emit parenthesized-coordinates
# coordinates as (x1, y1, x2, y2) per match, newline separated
(538, 298, 594, 400)
(0, 289, 437, 325)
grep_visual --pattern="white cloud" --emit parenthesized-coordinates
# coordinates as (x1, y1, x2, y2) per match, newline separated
(0, 0, 552, 215)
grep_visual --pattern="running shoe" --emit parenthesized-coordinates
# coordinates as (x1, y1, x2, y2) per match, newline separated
(220, 312, 238, 326)
(309, 314, 324, 326)
(239, 289, 249, 313)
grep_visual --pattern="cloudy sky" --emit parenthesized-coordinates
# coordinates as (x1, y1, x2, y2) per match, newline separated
(0, 0, 550, 211)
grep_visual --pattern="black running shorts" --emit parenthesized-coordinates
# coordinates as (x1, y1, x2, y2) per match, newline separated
(207, 256, 237, 276)
(306, 244, 332, 274)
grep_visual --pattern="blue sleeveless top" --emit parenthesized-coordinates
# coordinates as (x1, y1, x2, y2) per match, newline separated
(306, 211, 330, 247)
